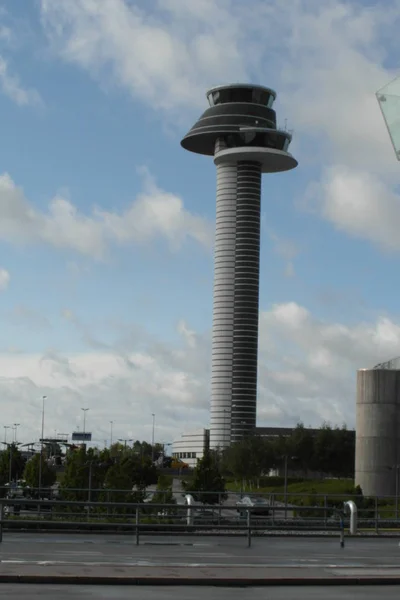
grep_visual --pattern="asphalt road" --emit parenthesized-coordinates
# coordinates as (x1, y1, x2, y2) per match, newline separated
(0, 585, 399, 599)
(1, 533, 400, 568)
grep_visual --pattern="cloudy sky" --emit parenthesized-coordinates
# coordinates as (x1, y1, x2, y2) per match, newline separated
(0, 0, 399, 447)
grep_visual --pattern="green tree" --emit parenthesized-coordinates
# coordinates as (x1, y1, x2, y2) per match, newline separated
(103, 463, 135, 503)
(61, 446, 110, 501)
(333, 425, 355, 478)
(313, 423, 339, 475)
(184, 449, 227, 504)
(289, 423, 315, 476)
(0, 444, 26, 486)
(132, 440, 163, 462)
(23, 454, 57, 490)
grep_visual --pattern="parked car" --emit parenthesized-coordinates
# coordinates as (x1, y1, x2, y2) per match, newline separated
(236, 496, 270, 516)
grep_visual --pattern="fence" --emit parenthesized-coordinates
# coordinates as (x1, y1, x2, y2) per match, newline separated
(0, 498, 353, 548)
(0, 488, 399, 539)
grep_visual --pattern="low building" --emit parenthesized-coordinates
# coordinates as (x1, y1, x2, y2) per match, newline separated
(171, 429, 209, 468)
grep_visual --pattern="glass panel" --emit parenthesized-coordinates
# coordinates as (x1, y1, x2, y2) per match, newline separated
(376, 75, 400, 160)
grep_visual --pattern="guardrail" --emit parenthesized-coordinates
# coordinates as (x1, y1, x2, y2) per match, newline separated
(0, 498, 356, 548)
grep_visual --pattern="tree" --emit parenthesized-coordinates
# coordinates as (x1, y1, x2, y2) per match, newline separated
(132, 440, 163, 462)
(289, 424, 315, 477)
(60, 446, 89, 501)
(184, 449, 227, 504)
(61, 446, 112, 501)
(103, 463, 135, 503)
(0, 444, 26, 486)
(313, 423, 339, 475)
(23, 454, 57, 491)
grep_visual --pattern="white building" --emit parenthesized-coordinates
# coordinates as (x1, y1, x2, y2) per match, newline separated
(172, 429, 209, 468)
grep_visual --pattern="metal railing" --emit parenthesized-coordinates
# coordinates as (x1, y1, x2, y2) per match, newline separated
(1, 488, 399, 537)
(0, 497, 355, 548)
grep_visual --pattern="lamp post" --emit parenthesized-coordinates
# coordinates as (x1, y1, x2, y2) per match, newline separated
(8, 443, 12, 485)
(38, 395, 47, 496)
(81, 408, 89, 435)
(3, 426, 10, 445)
(151, 413, 155, 463)
(394, 464, 400, 520)
(13, 424, 20, 443)
(284, 454, 289, 520)
(110, 421, 114, 447)
(118, 438, 133, 450)
(283, 454, 298, 520)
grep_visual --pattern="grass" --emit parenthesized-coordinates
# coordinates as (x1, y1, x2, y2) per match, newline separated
(226, 478, 355, 496)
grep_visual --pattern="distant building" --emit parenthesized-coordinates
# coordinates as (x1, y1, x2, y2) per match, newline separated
(172, 429, 209, 468)
(172, 426, 354, 468)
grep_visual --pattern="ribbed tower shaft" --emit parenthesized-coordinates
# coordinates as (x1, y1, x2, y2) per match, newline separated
(211, 142, 261, 449)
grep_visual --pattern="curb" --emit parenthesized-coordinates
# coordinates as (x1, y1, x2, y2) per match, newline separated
(3, 529, 400, 538)
(1, 576, 400, 586)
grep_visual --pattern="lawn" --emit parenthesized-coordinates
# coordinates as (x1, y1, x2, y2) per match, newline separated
(226, 477, 356, 497)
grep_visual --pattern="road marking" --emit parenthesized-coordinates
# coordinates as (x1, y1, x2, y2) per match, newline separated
(0, 560, 384, 568)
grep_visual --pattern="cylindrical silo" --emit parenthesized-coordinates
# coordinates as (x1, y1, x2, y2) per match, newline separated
(355, 368, 400, 497)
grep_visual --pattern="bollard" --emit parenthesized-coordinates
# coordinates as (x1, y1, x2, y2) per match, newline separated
(340, 517, 345, 548)
(343, 500, 358, 535)
(185, 494, 195, 526)
(247, 509, 251, 548)
(135, 507, 140, 546)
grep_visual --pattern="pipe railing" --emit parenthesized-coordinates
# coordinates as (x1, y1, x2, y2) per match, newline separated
(0, 498, 357, 548)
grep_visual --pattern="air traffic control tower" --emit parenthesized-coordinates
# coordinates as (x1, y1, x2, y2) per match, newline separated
(181, 84, 298, 449)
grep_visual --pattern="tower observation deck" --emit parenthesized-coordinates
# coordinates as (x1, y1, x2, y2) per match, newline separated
(181, 84, 298, 449)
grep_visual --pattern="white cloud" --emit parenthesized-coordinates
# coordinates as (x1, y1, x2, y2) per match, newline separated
(0, 268, 9, 291)
(303, 166, 400, 253)
(38, 1, 397, 163)
(39, 0, 400, 254)
(0, 170, 212, 259)
(40, 0, 247, 114)
(2, 300, 400, 444)
(0, 56, 42, 107)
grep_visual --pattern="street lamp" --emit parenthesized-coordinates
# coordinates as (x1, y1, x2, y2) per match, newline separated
(118, 438, 133, 450)
(389, 464, 400, 520)
(283, 454, 298, 520)
(110, 421, 114, 448)
(151, 413, 155, 462)
(3, 426, 10, 445)
(38, 395, 47, 495)
(3, 441, 22, 485)
(81, 408, 89, 435)
(13, 423, 20, 443)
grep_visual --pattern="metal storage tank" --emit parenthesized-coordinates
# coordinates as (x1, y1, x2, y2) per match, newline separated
(355, 362, 400, 497)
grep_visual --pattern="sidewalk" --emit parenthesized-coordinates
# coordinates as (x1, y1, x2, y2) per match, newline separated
(1, 564, 400, 586)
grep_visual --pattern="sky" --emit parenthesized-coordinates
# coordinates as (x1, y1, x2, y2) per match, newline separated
(0, 0, 399, 448)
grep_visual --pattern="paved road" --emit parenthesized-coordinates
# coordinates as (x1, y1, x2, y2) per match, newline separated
(1, 533, 400, 567)
(0, 585, 399, 599)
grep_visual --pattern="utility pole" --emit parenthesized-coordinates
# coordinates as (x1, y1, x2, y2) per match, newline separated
(118, 438, 132, 450)
(81, 408, 89, 435)
(151, 413, 155, 463)
(8, 443, 12, 484)
(13, 424, 20, 443)
(38, 395, 47, 496)
(3, 426, 10, 445)
(110, 421, 114, 447)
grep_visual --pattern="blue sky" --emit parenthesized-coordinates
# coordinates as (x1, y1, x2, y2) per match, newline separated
(0, 0, 400, 446)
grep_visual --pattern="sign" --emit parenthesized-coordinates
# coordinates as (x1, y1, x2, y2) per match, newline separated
(71, 432, 92, 442)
